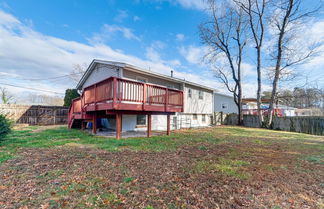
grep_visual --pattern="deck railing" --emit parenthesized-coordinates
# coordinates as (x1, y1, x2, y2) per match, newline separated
(68, 77, 184, 125)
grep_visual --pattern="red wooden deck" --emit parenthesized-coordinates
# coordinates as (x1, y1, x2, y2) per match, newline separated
(68, 77, 184, 138)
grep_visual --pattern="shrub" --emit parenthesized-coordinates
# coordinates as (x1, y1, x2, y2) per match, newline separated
(0, 113, 11, 141)
(63, 89, 80, 107)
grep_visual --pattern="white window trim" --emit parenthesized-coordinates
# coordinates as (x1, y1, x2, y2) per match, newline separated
(188, 88, 192, 98)
(199, 91, 204, 100)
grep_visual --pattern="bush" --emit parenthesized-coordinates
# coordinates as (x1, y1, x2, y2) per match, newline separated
(0, 114, 11, 141)
(63, 89, 80, 107)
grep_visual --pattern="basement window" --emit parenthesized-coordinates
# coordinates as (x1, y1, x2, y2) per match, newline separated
(136, 115, 146, 125)
(193, 114, 197, 120)
(202, 114, 206, 123)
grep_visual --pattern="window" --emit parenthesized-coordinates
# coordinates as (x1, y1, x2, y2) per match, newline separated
(173, 116, 177, 129)
(193, 114, 197, 120)
(188, 89, 192, 98)
(199, 91, 203, 99)
(136, 76, 147, 83)
(167, 84, 175, 89)
(222, 103, 228, 109)
(136, 115, 146, 125)
(202, 114, 206, 123)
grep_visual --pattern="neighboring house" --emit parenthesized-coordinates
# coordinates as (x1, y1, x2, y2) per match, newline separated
(213, 93, 238, 114)
(295, 108, 324, 116)
(69, 59, 215, 138)
(242, 98, 296, 117)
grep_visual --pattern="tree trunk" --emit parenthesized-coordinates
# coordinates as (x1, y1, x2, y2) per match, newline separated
(237, 99, 243, 125)
(268, 70, 280, 126)
(256, 48, 263, 127)
(267, 0, 293, 127)
(237, 78, 243, 125)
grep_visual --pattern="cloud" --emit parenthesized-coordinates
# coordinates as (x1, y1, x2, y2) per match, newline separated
(299, 20, 324, 69)
(145, 41, 166, 61)
(89, 24, 141, 44)
(143, 0, 206, 10)
(145, 41, 182, 68)
(145, 47, 161, 62)
(0, 9, 19, 25)
(114, 10, 128, 22)
(0, 10, 218, 100)
(176, 33, 185, 41)
(241, 63, 256, 78)
(175, 0, 207, 10)
(133, 16, 141, 22)
(178, 45, 208, 65)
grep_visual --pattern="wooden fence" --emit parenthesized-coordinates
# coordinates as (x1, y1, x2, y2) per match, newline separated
(0, 104, 68, 125)
(223, 113, 324, 136)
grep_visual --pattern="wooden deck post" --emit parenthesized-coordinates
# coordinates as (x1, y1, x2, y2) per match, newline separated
(147, 114, 152, 137)
(165, 88, 169, 112)
(167, 114, 171, 136)
(116, 113, 122, 139)
(92, 114, 97, 134)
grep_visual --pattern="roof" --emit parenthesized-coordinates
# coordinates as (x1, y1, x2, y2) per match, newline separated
(213, 92, 233, 99)
(242, 98, 271, 103)
(76, 59, 216, 91)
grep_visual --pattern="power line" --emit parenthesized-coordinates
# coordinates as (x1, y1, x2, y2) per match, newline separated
(19, 72, 84, 81)
(0, 82, 65, 95)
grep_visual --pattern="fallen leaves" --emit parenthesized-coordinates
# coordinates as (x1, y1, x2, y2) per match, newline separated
(0, 132, 323, 208)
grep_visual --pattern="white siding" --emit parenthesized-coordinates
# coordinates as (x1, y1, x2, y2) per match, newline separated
(184, 84, 213, 114)
(152, 114, 211, 130)
(122, 69, 181, 89)
(81, 64, 120, 90)
(152, 115, 168, 131)
(214, 94, 238, 113)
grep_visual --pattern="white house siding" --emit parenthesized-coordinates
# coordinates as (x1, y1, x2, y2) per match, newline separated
(172, 113, 211, 129)
(149, 83, 213, 130)
(122, 69, 182, 90)
(214, 93, 238, 114)
(184, 84, 213, 114)
(151, 114, 212, 131)
(81, 64, 120, 90)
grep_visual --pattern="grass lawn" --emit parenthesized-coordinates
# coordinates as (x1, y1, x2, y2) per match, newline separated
(0, 125, 323, 208)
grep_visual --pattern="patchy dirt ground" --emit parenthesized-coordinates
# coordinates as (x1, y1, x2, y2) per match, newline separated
(0, 126, 323, 208)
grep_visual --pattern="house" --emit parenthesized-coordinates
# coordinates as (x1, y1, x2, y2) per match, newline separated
(295, 108, 323, 116)
(68, 59, 215, 138)
(213, 93, 238, 114)
(242, 98, 296, 117)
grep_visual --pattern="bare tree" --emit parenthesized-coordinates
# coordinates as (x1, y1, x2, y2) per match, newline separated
(267, 0, 320, 126)
(0, 87, 14, 104)
(199, 0, 248, 125)
(235, 0, 267, 127)
(69, 63, 88, 82)
(25, 93, 64, 106)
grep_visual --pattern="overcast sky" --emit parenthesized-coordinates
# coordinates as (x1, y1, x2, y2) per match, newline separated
(0, 0, 323, 102)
